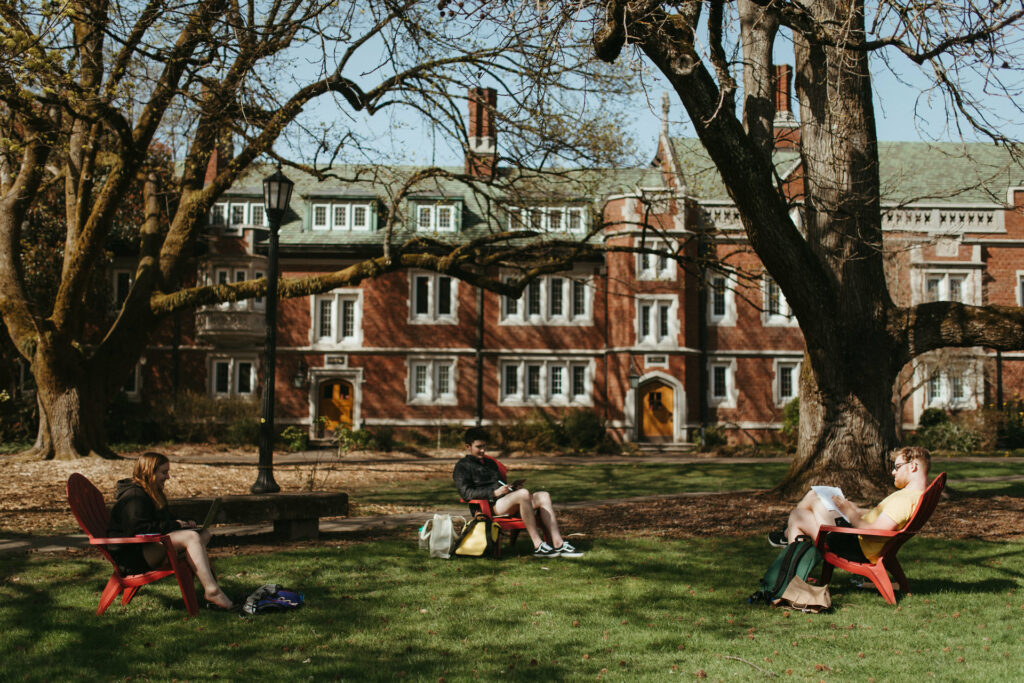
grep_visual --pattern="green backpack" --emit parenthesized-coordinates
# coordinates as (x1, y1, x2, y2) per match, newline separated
(749, 535, 823, 604)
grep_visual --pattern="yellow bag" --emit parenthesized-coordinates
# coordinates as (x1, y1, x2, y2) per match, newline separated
(454, 516, 499, 557)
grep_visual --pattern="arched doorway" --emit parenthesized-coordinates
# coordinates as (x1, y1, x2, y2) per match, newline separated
(639, 379, 674, 442)
(318, 379, 354, 435)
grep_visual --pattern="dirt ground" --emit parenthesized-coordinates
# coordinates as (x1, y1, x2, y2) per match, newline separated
(2, 446, 1021, 544)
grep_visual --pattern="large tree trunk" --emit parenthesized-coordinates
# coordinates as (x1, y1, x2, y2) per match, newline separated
(24, 345, 116, 460)
(777, 354, 895, 500)
(774, 0, 894, 499)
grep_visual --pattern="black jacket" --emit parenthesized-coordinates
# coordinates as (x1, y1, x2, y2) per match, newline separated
(452, 455, 502, 502)
(107, 479, 183, 537)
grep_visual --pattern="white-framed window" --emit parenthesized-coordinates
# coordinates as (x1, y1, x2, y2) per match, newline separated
(1016, 271, 1024, 306)
(707, 273, 736, 326)
(122, 361, 141, 401)
(210, 201, 266, 235)
(499, 358, 593, 406)
(636, 296, 678, 347)
(636, 239, 675, 280)
(311, 202, 374, 232)
(924, 368, 974, 408)
(924, 272, 967, 303)
(708, 359, 737, 408)
(312, 290, 362, 347)
(763, 275, 795, 326)
(775, 360, 800, 405)
(414, 203, 458, 233)
(112, 269, 133, 309)
(410, 271, 457, 324)
(16, 358, 35, 396)
(407, 357, 457, 405)
(508, 206, 587, 233)
(207, 266, 264, 312)
(209, 356, 256, 398)
(501, 274, 592, 325)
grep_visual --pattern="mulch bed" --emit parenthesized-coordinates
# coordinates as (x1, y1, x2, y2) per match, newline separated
(3, 448, 1021, 553)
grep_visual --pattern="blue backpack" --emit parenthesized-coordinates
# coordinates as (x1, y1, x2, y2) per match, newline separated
(242, 584, 304, 615)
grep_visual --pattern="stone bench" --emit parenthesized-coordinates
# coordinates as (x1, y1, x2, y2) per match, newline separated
(166, 491, 349, 540)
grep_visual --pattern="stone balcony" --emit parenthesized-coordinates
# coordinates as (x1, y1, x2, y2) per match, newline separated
(195, 307, 266, 344)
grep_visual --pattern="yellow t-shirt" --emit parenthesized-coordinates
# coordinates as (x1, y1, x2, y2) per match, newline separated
(857, 487, 923, 562)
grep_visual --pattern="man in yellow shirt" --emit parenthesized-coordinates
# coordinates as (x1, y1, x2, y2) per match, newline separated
(769, 447, 931, 563)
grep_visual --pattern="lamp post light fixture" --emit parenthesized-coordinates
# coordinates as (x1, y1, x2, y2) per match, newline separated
(252, 164, 294, 494)
(292, 360, 309, 389)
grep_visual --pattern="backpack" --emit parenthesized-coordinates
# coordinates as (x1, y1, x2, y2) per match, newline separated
(454, 514, 499, 557)
(749, 535, 824, 606)
(242, 584, 304, 615)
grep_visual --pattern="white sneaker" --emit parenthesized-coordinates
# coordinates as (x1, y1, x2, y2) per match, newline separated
(555, 541, 584, 558)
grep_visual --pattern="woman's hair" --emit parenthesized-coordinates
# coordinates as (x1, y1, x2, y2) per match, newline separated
(133, 451, 170, 509)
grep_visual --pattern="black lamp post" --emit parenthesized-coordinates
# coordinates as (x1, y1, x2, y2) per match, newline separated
(252, 164, 293, 494)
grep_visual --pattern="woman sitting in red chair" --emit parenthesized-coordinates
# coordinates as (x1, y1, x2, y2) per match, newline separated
(453, 428, 583, 558)
(107, 452, 234, 610)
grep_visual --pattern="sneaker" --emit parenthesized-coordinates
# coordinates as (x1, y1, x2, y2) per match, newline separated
(555, 541, 584, 558)
(767, 530, 789, 548)
(533, 542, 558, 558)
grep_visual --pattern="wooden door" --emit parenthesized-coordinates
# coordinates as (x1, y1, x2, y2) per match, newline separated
(319, 380, 354, 433)
(640, 381, 674, 441)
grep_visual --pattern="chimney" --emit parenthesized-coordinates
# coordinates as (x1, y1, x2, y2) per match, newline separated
(204, 132, 234, 186)
(773, 65, 800, 150)
(466, 87, 497, 178)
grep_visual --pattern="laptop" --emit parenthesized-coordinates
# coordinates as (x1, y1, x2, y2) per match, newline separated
(197, 497, 222, 530)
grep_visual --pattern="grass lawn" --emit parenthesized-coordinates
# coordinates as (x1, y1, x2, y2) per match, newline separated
(351, 462, 791, 507)
(2, 535, 1021, 681)
(349, 459, 1024, 508)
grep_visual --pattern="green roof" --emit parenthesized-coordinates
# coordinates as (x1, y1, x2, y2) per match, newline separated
(670, 137, 1024, 205)
(228, 163, 664, 250)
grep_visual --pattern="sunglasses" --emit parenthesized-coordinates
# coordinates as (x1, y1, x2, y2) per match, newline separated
(891, 460, 911, 473)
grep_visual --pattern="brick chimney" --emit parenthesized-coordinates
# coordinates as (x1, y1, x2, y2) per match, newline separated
(204, 132, 233, 186)
(466, 87, 497, 178)
(773, 65, 800, 150)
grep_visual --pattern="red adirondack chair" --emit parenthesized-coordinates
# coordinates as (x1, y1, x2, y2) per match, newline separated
(66, 473, 199, 616)
(460, 455, 531, 558)
(815, 472, 946, 605)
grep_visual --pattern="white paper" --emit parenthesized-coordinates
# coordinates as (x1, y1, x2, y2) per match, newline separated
(811, 486, 850, 522)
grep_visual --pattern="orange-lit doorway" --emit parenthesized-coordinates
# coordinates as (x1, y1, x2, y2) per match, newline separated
(318, 380, 354, 434)
(639, 380, 674, 441)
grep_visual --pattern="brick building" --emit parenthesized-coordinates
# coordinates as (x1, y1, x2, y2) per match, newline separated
(89, 75, 1024, 445)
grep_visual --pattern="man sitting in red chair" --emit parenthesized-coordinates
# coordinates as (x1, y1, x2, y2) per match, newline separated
(453, 427, 583, 558)
(769, 446, 932, 564)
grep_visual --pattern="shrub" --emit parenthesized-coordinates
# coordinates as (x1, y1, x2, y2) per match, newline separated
(700, 424, 727, 450)
(918, 407, 950, 428)
(996, 399, 1024, 449)
(779, 397, 799, 450)
(336, 426, 375, 453)
(280, 425, 309, 452)
(0, 390, 35, 447)
(912, 420, 981, 452)
(561, 409, 606, 450)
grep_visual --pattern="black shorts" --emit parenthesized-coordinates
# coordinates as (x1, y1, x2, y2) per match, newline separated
(822, 518, 868, 563)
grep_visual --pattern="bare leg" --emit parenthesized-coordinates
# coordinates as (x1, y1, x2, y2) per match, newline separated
(143, 529, 231, 608)
(494, 489, 545, 548)
(785, 490, 836, 542)
(530, 491, 564, 548)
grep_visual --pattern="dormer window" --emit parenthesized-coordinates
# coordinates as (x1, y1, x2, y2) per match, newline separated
(209, 201, 266, 235)
(311, 201, 375, 232)
(412, 200, 460, 233)
(508, 205, 586, 233)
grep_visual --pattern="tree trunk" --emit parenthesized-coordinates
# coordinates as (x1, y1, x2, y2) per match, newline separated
(24, 345, 116, 460)
(776, 354, 895, 500)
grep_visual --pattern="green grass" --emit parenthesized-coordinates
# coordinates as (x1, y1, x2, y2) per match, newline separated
(1, 536, 1021, 681)
(351, 462, 791, 507)
(349, 459, 1024, 507)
